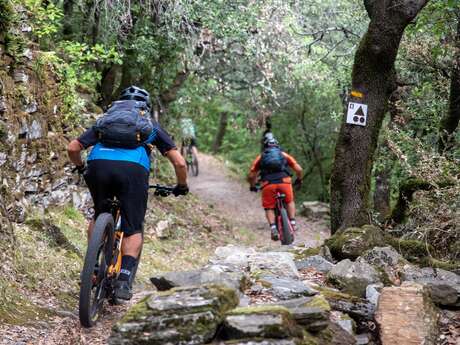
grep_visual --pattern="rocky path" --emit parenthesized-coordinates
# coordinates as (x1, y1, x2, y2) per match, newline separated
(189, 153, 329, 248)
(0, 153, 329, 345)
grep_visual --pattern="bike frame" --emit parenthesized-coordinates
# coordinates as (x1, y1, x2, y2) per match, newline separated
(107, 207, 123, 278)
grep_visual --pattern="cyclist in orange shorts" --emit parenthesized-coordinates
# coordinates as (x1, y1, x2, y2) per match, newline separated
(248, 133, 303, 241)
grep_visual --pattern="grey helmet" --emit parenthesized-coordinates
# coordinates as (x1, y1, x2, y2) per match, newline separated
(263, 132, 279, 148)
(119, 85, 151, 109)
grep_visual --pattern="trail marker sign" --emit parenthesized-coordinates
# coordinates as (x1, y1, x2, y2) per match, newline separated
(346, 102, 368, 126)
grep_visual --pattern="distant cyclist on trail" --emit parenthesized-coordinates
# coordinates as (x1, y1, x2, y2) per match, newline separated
(67, 86, 188, 300)
(248, 132, 303, 241)
(180, 117, 199, 158)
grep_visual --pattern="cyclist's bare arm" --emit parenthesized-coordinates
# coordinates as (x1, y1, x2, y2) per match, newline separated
(166, 149, 187, 185)
(248, 155, 261, 187)
(283, 152, 303, 180)
(67, 139, 84, 167)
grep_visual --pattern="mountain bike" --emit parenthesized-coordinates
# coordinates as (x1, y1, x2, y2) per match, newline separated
(181, 139, 199, 177)
(275, 191, 295, 245)
(253, 183, 295, 246)
(79, 184, 173, 328)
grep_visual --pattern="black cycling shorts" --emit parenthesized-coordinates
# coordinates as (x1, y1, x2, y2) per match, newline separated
(84, 160, 149, 236)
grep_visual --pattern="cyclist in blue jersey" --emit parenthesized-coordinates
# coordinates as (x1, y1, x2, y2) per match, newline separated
(67, 86, 188, 300)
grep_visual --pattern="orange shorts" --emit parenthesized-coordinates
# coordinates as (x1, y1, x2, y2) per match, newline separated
(261, 183, 294, 209)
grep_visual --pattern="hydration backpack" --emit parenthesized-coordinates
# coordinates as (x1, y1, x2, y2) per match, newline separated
(260, 146, 287, 173)
(94, 100, 153, 149)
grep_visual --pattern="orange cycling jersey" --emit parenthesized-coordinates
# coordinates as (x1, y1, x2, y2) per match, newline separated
(249, 152, 299, 184)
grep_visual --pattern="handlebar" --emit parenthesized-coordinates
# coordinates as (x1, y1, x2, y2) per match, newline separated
(149, 184, 174, 197)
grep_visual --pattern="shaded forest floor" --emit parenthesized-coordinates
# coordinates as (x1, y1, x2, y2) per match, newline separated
(0, 153, 329, 344)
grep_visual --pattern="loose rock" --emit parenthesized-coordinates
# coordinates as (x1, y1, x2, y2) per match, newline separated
(295, 255, 334, 273)
(258, 275, 317, 300)
(248, 252, 299, 279)
(327, 259, 381, 297)
(300, 201, 330, 219)
(375, 282, 438, 345)
(400, 265, 460, 307)
(218, 305, 300, 340)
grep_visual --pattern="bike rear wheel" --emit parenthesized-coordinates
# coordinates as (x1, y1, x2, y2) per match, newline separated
(279, 207, 294, 245)
(79, 213, 114, 327)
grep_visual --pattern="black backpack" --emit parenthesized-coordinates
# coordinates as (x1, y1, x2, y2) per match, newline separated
(94, 100, 153, 149)
(260, 146, 287, 173)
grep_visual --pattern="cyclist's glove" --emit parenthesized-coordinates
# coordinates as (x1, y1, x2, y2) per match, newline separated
(173, 184, 189, 197)
(293, 178, 302, 191)
(249, 186, 258, 193)
(72, 164, 87, 175)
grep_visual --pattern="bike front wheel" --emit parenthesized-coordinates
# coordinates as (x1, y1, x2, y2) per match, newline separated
(279, 207, 294, 245)
(190, 151, 199, 176)
(79, 213, 114, 327)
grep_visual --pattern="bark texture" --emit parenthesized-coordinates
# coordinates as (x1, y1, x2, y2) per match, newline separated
(330, 0, 429, 233)
(62, 0, 74, 39)
(212, 112, 229, 153)
(438, 14, 460, 154)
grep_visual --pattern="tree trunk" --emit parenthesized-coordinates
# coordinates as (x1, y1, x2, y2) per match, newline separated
(212, 112, 229, 153)
(154, 69, 190, 120)
(438, 14, 460, 154)
(330, 0, 429, 233)
(373, 168, 391, 221)
(63, 0, 74, 39)
(99, 64, 121, 108)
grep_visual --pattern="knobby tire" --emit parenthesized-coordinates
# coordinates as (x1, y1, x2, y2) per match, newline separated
(190, 151, 199, 176)
(79, 213, 114, 328)
(280, 207, 294, 245)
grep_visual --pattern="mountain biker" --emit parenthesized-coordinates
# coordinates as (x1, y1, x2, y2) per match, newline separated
(248, 132, 303, 241)
(67, 86, 188, 300)
(180, 117, 199, 158)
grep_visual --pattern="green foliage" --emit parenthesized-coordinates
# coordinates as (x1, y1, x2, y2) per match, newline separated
(58, 41, 121, 91)
(0, 0, 13, 32)
(22, 0, 63, 41)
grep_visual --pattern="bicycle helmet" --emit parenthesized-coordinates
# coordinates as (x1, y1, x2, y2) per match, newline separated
(119, 85, 151, 108)
(263, 132, 279, 148)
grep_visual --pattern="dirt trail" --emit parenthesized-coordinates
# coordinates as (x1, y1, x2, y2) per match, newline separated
(189, 153, 330, 248)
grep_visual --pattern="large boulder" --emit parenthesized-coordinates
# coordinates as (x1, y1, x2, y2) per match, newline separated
(327, 259, 381, 297)
(325, 225, 385, 260)
(257, 275, 318, 300)
(218, 305, 301, 340)
(300, 201, 330, 219)
(400, 266, 460, 307)
(357, 246, 408, 285)
(248, 252, 299, 279)
(109, 284, 239, 345)
(375, 283, 439, 345)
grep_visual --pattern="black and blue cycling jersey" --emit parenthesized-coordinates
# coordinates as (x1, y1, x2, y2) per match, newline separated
(78, 124, 176, 171)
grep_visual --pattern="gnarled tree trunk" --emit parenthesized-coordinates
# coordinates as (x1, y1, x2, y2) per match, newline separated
(330, 0, 429, 233)
(212, 112, 228, 153)
(438, 13, 460, 154)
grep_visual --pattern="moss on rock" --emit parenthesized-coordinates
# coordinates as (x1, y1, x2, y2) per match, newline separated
(325, 225, 384, 260)
(228, 305, 292, 316)
(290, 246, 321, 261)
(300, 295, 331, 312)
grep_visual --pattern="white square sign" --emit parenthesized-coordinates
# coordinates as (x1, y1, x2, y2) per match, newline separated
(346, 102, 368, 126)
